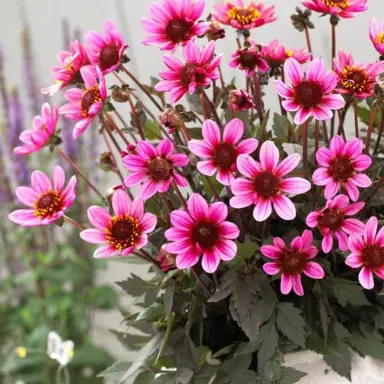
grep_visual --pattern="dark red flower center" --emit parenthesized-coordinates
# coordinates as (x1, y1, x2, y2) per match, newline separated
(165, 18, 191, 43)
(180, 64, 205, 86)
(106, 216, 140, 250)
(254, 172, 280, 198)
(330, 157, 354, 180)
(340, 67, 368, 93)
(294, 81, 323, 109)
(99, 45, 120, 70)
(239, 50, 259, 69)
(148, 158, 172, 181)
(280, 251, 307, 274)
(81, 86, 102, 116)
(319, 209, 344, 230)
(192, 222, 219, 249)
(34, 191, 62, 218)
(361, 244, 384, 269)
(212, 143, 237, 170)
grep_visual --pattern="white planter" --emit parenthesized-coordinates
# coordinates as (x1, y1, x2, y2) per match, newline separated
(285, 350, 384, 383)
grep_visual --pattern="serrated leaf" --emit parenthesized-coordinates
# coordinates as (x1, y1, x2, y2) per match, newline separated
(208, 271, 237, 303)
(136, 302, 166, 322)
(214, 354, 253, 384)
(276, 303, 306, 348)
(229, 370, 258, 383)
(260, 350, 283, 382)
(279, 367, 307, 384)
(323, 341, 351, 381)
(164, 285, 175, 316)
(134, 371, 157, 383)
(272, 113, 292, 141)
(97, 361, 132, 380)
(257, 314, 279, 368)
(333, 322, 351, 339)
(168, 330, 199, 371)
(109, 329, 150, 350)
(348, 330, 384, 360)
(318, 295, 329, 343)
(328, 278, 370, 307)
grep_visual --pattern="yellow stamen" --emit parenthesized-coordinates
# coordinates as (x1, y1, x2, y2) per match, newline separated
(285, 49, 293, 58)
(105, 215, 140, 250)
(377, 33, 384, 44)
(323, 0, 349, 9)
(227, 6, 260, 26)
(33, 190, 62, 218)
(340, 66, 368, 93)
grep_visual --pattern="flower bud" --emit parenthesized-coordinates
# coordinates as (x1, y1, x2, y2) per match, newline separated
(111, 86, 131, 103)
(228, 89, 256, 111)
(157, 246, 176, 272)
(206, 21, 225, 41)
(99, 152, 117, 172)
(160, 108, 183, 134)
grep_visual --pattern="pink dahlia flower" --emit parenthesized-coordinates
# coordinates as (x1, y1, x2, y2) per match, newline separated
(123, 139, 189, 200)
(346, 217, 384, 290)
(188, 118, 258, 186)
(85, 20, 128, 74)
(9, 165, 77, 227)
(141, 0, 209, 51)
(230, 141, 311, 222)
(333, 51, 384, 99)
(13, 103, 59, 155)
(262, 230, 325, 296)
(213, 0, 276, 30)
(59, 66, 107, 139)
(312, 135, 372, 202)
(306, 194, 364, 253)
(261, 40, 311, 68)
(80, 189, 157, 258)
(41, 40, 91, 96)
(155, 41, 221, 103)
(275, 58, 345, 125)
(302, 0, 368, 18)
(228, 89, 256, 111)
(164, 193, 240, 273)
(229, 41, 269, 78)
(370, 18, 384, 56)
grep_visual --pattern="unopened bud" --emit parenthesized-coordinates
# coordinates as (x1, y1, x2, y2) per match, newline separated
(228, 89, 255, 111)
(157, 246, 176, 272)
(160, 108, 183, 134)
(111, 86, 131, 103)
(99, 152, 117, 172)
(206, 21, 225, 41)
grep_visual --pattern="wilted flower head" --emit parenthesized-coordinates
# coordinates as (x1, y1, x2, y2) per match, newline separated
(160, 107, 183, 134)
(301, 0, 368, 18)
(206, 21, 226, 41)
(228, 89, 256, 111)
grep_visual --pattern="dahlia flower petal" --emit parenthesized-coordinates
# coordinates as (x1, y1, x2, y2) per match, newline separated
(158, 179, 172, 193)
(170, 210, 194, 229)
(219, 222, 240, 239)
(184, 42, 201, 63)
(73, 118, 93, 139)
(31, 170, 52, 193)
(61, 176, 77, 200)
(343, 202, 365, 216)
(124, 172, 148, 187)
(263, 262, 281, 275)
(330, 135, 345, 157)
(272, 195, 296, 221)
(168, 153, 189, 167)
(273, 237, 286, 251)
(259, 141, 279, 172)
(344, 180, 359, 202)
(322, 233, 333, 253)
(376, 227, 384, 247)
(353, 154, 372, 171)
(80, 229, 106, 244)
(281, 273, 293, 295)
(231, 178, 254, 195)
(343, 218, 365, 235)
(197, 160, 217, 176)
(304, 262, 325, 279)
(312, 167, 332, 186)
(202, 249, 221, 273)
(351, 174, 372, 188)
(15, 187, 38, 207)
(173, 173, 188, 187)
(359, 267, 374, 290)
(306, 58, 325, 83)
(63, 88, 84, 102)
(261, 245, 282, 259)
(284, 58, 303, 87)
(188, 193, 209, 221)
(188, 140, 213, 158)
(94, 245, 116, 259)
(167, 239, 192, 253)
(348, 235, 365, 253)
(223, 118, 244, 145)
(306, 246, 318, 259)
(282, 100, 300, 112)
(88, 206, 111, 230)
(120, 246, 136, 256)
(137, 141, 157, 160)
(236, 154, 261, 178)
(123, 155, 148, 171)
(335, 230, 349, 251)
(216, 170, 235, 186)
(294, 108, 312, 125)
(165, 227, 189, 241)
(236, 138, 259, 155)
(230, 193, 254, 209)
(306, 211, 320, 228)
(275, 153, 301, 178)
(374, 267, 384, 280)
(343, 138, 363, 159)
(316, 148, 334, 167)
(292, 274, 304, 296)
(274, 80, 295, 98)
(312, 105, 333, 121)
(8, 209, 42, 227)
(345, 253, 364, 268)
(324, 180, 340, 200)
(330, 194, 348, 210)
(130, 198, 145, 220)
(321, 94, 345, 109)
(253, 199, 272, 222)
(301, 230, 314, 249)
(80, 66, 97, 89)
(208, 202, 228, 223)
(364, 217, 378, 245)
(216, 239, 237, 261)
(140, 180, 158, 200)
(112, 189, 131, 216)
(202, 120, 220, 147)
(280, 177, 311, 194)
(200, 41, 216, 65)
(53, 165, 65, 191)
(176, 250, 200, 270)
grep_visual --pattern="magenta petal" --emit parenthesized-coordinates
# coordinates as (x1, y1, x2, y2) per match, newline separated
(324, 180, 340, 200)
(316, 148, 333, 167)
(306, 211, 320, 228)
(88, 206, 111, 230)
(165, 227, 189, 241)
(15, 187, 38, 207)
(215, 239, 237, 261)
(292, 274, 304, 296)
(140, 180, 158, 200)
(259, 141, 279, 172)
(9, 209, 41, 227)
(364, 217, 378, 245)
(344, 180, 359, 202)
(359, 266, 374, 290)
(170, 210, 194, 229)
(167, 238, 192, 253)
(322, 233, 333, 254)
(93, 245, 116, 259)
(237, 154, 261, 178)
(294, 108, 312, 125)
(352, 154, 372, 171)
(312, 168, 332, 186)
(112, 189, 131, 216)
(188, 140, 213, 158)
(343, 202, 365, 216)
(261, 245, 282, 259)
(274, 80, 294, 98)
(140, 212, 157, 233)
(343, 219, 364, 236)
(280, 177, 311, 194)
(197, 160, 217, 176)
(208, 202, 228, 223)
(263, 262, 281, 275)
(253, 199, 272, 222)
(231, 178, 254, 195)
(218, 221, 240, 239)
(275, 154, 301, 178)
(129, 198, 144, 220)
(284, 58, 303, 86)
(343, 138, 363, 159)
(330, 135, 345, 157)
(202, 120, 220, 147)
(201, 249, 220, 273)
(176, 250, 200, 270)
(157, 139, 174, 158)
(124, 171, 148, 187)
(230, 193, 254, 209)
(137, 141, 157, 160)
(376, 227, 384, 247)
(345, 253, 364, 268)
(188, 193, 208, 221)
(272, 195, 296, 221)
(123, 155, 148, 171)
(331, 194, 349, 210)
(348, 235, 365, 253)
(280, 273, 293, 295)
(304, 262, 325, 279)
(236, 138, 259, 155)
(351, 174, 372, 188)
(223, 118, 244, 144)
(31, 170, 52, 193)
(53, 165, 66, 191)
(306, 58, 325, 83)
(80, 229, 106, 244)
(216, 169, 235, 186)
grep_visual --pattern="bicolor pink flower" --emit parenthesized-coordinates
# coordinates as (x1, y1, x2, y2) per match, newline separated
(333, 51, 384, 99)
(306, 194, 364, 253)
(80, 189, 157, 258)
(13, 103, 59, 155)
(213, 0, 276, 30)
(165, 193, 240, 273)
(188, 119, 258, 186)
(9, 166, 77, 227)
(230, 141, 311, 222)
(229, 41, 269, 78)
(313, 135, 372, 202)
(261, 40, 311, 69)
(228, 89, 255, 111)
(59, 66, 106, 139)
(370, 18, 384, 55)
(123, 139, 189, 200)
(302, 0, 368, 18)
(346, 217, 384, 290)
(262, 230, 325, 296)
(85, 20, 128, 74)
(155, 41, 221, 103)
(275, 58, 345, 125)
(141, 0, 209, 51)
(41, 41, 91, 96)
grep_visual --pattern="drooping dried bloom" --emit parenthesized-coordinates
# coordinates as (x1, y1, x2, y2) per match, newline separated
(155, 41, 221, 103)
(370, 18, 384, 56)
(14, 103, 59, 155)
(275, 58, 345, 125)
(333, 51, 384, 99)
(141, 0, 209, 51)
(306, 194, 365, 253)
(59, 66, 106, 139)
(262, 230, 325, 296)
(9, 165, 77, 227)
(312, 136, 372, 201)
(188, 118, 258, 185)
(346, 217, 384, 290)
(165, 193, 240, 273)
(230, 141, 311, 221)
(213, 0, 276, 30)
(123, 140, 189, 200)
(41, 41, 91, 96)
(80, 189, 157, 258)
(85, 20, 129, 74)
(228, 89, 255, 111)
(206, 21, 226, 41)
(301, 0, 368, 18)
(229, 41, 269, 78)
(160, 107, 183, 134)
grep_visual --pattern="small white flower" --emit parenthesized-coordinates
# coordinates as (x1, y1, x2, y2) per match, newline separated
(47, 331, 74, 366)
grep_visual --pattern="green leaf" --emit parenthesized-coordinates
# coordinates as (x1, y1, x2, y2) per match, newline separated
(164, 285, 175, 316)
(357, 106, 381, 127)
(257, 314, 279, 368)
(328, 278, 370, 307)
(71, 344, 114, 367)
(134, 371, 157, 383)
(192, 364, 218, 384)
(348, 330, 384, 360)
(201, 176, 223, 198)
(318, 295, 329, 343)
(276, 303, 306, 348)
(136, 302, 166, 322)
(109, 329, 150, 350)
(144, 120, 161, 140)
(272, 113, 293, 141)
(153, 368, 194, 384)
(229, 370, 258, 383)
(116, 274, 159, 306)
(279, 367, 307, 384)
(208, 271, 237, 303)
(168, 329, 199, 371)
(214, 354, 253, 384)
(88, 285, 117, 310)
(333, 322, 351, 339)
(155, 312, 175, 364)
(97, 361, 132, 381)
(324, 341, 351, 381)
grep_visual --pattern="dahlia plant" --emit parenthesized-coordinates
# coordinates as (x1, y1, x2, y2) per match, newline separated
(6, 1, 384, 383)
